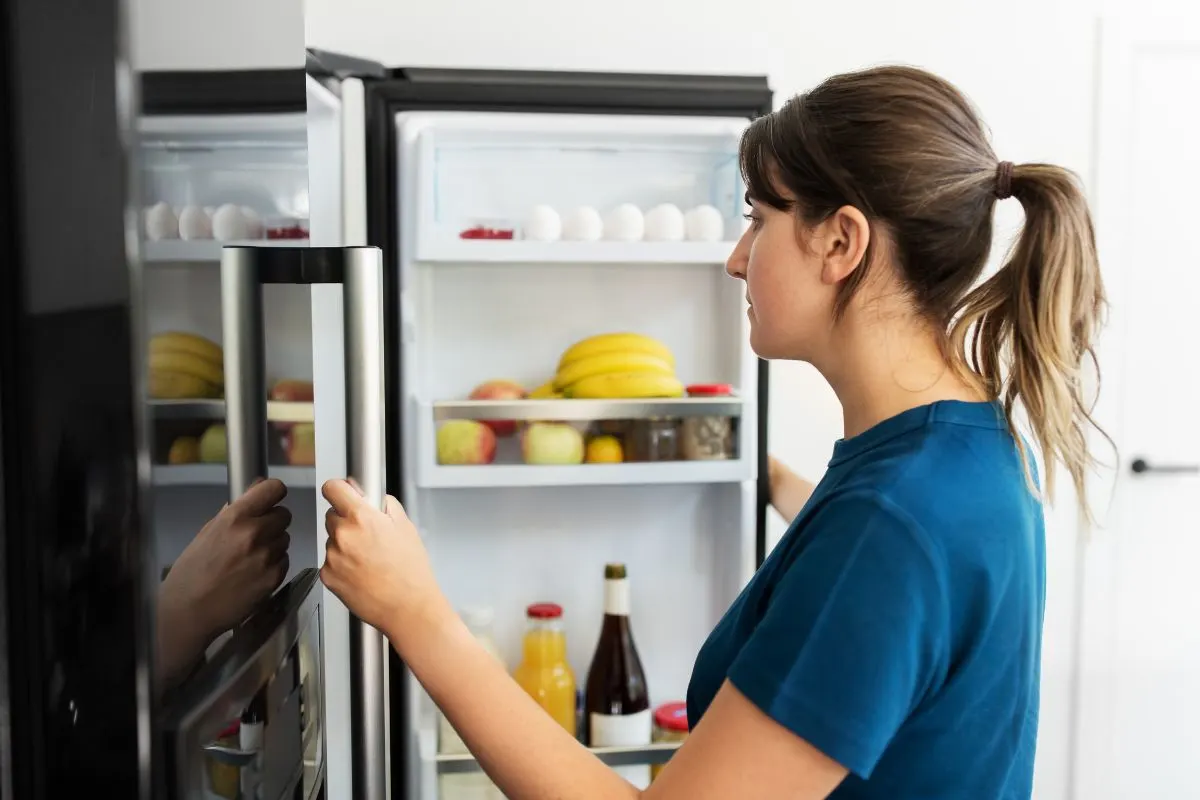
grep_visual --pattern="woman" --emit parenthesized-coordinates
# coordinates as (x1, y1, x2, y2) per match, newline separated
(319, 64, 1106, 799)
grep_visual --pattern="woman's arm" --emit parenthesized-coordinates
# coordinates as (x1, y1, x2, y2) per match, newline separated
(320, 480, 849, 800)
(768, 455, 815, 523)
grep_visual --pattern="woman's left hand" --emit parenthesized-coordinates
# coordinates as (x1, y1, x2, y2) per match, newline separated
(319, 478, 446, 639)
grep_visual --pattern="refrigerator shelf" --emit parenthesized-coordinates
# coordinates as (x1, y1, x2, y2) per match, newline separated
(144, 239, 312, 264)
(148, 398, 315, 424)
(432, 396, 742, 422)
(152, 464, 316, 488)
(418, 459, 750, 489)
(435, 741, 682, 776)
(417, 239, 734, 266)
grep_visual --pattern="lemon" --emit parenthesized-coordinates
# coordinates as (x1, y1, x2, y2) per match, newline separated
(585, 435, 624, 464)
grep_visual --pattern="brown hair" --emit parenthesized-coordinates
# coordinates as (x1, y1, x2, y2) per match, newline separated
(741, 65, 1109, 521)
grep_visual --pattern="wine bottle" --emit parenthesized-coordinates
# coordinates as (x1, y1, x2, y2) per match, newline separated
(585, 563, 651, 788)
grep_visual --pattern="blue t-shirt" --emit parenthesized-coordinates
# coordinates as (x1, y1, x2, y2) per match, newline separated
(687, 400, 1045, 799)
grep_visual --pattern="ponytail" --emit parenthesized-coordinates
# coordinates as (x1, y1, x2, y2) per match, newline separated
(949, 163, 1110, 523)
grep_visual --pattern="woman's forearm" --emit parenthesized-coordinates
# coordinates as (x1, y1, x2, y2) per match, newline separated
(388, 600, 640, 800)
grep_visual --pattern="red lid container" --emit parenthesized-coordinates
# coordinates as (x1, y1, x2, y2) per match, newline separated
(653, 701, 690, 732)
(526, 602, 563, 619)
(685, 383, 734, 397)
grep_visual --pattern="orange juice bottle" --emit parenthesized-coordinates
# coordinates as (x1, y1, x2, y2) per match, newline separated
(513, 602, 577, 736)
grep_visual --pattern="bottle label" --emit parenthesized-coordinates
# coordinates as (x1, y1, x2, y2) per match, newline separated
(603, 578, 630, 616)
(589, 708, 651, 746)
(590, 709, 652, 789)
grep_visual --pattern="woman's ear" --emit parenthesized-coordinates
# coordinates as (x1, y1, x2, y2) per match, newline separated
(816, 205, 870, 286)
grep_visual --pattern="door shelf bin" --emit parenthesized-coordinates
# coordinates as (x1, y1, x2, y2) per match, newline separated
(417, 398, 750, 488)
(398, 112, 749, 260)
(152, 464, 316, 488)
(435, 741, 682, 776)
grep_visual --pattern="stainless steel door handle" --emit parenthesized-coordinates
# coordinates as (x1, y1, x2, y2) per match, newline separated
(220, 245, 388, 800)
(1130, 457, 1200, 476)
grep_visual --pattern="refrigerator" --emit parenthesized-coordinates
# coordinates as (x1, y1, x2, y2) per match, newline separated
(317, 63, 776, 800)
(0, 0, 150, 796)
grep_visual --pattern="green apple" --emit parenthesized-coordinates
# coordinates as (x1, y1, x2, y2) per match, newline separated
(521, 422, 584, 465)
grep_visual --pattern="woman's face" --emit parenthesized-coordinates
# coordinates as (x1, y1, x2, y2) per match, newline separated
(726, 197, 871, 364)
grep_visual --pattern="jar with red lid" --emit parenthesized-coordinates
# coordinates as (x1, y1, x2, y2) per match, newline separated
(680, 384, 736, 460)
(650, 701, 690, 781)
(512, 602, 577, 736)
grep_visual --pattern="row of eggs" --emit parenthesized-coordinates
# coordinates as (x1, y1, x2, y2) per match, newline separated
(523, 203, 728, 243)
(143, 201, 271, 242)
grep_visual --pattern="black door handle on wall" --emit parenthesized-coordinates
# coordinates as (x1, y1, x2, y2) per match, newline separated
(1130, 458, 1200, 476)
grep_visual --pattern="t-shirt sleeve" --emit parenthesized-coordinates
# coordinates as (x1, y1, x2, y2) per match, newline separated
(727, 490, 948, 779)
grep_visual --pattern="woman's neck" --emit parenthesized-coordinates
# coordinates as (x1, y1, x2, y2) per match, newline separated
(816, 309, 986, 440)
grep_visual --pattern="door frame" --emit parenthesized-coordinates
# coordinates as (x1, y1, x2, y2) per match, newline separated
(1071, 15, 1200, 799)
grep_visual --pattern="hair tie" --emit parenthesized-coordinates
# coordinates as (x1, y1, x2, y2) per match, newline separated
(994, 161, 1014, 200)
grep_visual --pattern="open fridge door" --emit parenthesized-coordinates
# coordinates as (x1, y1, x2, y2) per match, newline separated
(307, 72, 392, 800)
(392, 109, 761, 798)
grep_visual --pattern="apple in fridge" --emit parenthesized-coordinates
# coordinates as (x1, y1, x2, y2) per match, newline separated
(521, 422, 584, 465)
(437, 420, 497, 465)
(468, 379, 526, 437)
(285, 423, 316, 467)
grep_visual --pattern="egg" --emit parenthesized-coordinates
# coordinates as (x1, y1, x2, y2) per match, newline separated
(523, 205, 562, 242)
(684, 204, 725, 242)
(643, 203, 685, 242)
(561, 206, 603, 242)
(178, 206, 212, 240)
(603, 203, 645, 242)
(144, 202, 178, 241)
(212, 204, 250, 241)
(240, 206, 264, 239)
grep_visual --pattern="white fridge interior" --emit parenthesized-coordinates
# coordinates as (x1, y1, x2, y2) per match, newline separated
(391, 111, 759, 796)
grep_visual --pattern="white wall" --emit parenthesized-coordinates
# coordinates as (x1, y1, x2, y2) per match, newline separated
(130, 1, 1112, 796)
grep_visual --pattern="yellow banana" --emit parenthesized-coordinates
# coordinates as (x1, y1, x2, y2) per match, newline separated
(150, 331, 223, 365)
(150, 351, 225, 388)
(527, 380, 562, 399)
(557, 332, 674, 371)
(554, 351, 675, 391)
(149, 370, 222, 400)
(565, 371, 685, 399)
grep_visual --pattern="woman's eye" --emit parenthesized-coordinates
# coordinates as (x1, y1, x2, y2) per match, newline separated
(742, 212, 763, 230)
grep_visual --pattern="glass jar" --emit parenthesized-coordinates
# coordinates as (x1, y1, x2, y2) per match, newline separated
(513, 603, 577, 736)
(651, 702, 690, 781)
(681, 384, 735, 460)
(625, 417, 680, 462)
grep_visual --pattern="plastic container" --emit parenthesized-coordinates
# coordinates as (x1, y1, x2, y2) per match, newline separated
(513, 603, 577, 736)
(625, 418, 680, 462)
(680, 384, 735, 460)
(650, 701, 690, 781)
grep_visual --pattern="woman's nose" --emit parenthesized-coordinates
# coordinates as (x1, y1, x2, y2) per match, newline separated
(726, 226, 751, 280)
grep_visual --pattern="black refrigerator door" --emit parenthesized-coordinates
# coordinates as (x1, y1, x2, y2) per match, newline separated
(0, 0, 151, 797)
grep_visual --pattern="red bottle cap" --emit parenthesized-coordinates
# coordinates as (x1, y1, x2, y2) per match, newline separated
(526, 602, 563, 619)
(685, 383, 734, 397)
(654, 701, 690, 732)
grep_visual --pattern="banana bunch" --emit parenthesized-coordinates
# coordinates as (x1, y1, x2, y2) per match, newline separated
(552, 332, 684, 399)
(148, 331, 224, 399)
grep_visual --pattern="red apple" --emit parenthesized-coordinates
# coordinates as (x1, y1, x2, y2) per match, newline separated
(270, 379, 315, 402)
(437, 420, 497, 465)
(468, 379, 526, 437)
(270, 379, 314, 435)
(285, 423, 316, 466)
